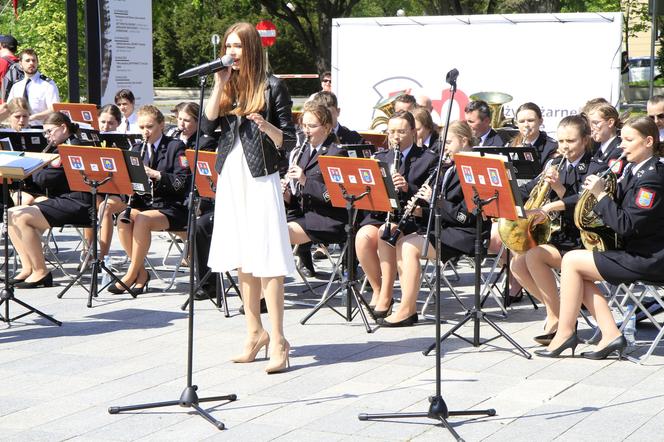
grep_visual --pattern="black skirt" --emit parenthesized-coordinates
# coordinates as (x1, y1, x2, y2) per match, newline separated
(37, 192, 92, 227)
(594, 250, 664, 285)
(292, 217, 344, 244)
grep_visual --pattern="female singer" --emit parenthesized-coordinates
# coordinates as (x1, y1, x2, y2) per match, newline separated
(284, 103, 347, 275)
(355, 110, 436, 322)
(3, 97, 30, 131)
(412, 106, 440, 151)
(201, 22, 296, 374)
(509, 102, 558, 167)
(538, 116, 664, 359)
(386, 120, 478, 326)
(7, 112, 91, 288)
(510, 115, 593, 345)
(111, 105, 190, 294)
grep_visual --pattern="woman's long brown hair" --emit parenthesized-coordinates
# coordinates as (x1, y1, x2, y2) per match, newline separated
(218, 22, 267, 116)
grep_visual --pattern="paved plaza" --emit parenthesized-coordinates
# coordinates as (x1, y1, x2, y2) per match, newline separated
(1, 231, 664, 441)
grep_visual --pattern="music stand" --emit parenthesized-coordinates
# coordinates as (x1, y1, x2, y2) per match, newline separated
(0, 129, 49, 152)
(179, 149, 240, 315)
(299, 156, 398, 332)
(474, 146, 542, 180)
(0, 152, 61, 326)
(97, 132, 144, 150)
(55, 145, 140, 307)
(427, 151, 531, 359)
(338, 143, 376, 159)
(53, 103, 100, 131)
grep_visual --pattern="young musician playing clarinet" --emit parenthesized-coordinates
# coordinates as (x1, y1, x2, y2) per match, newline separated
(539, 116, 664, 359)
(386, 120, 480, 327)
(355, 111, 436, 322)
(510, 115, 594, 345)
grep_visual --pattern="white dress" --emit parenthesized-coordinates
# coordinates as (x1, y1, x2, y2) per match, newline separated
(208, 122, 295, 277)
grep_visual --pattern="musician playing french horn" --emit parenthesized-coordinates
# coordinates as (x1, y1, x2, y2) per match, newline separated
(355, 110, 436, 321)
(111, 105, 190, 295)
(539, 117, 664, 359)
(383, 120, 479, 327)
(510, 115, 594, 345)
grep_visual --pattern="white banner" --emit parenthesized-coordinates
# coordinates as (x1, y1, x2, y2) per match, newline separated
(332, 13, 622, 134)
(99, 0, 153, 106)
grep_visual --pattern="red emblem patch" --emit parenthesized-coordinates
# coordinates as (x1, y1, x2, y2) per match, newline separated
(609, 158, 624, 175)
(179, 156, 189, 168)
(635, 187, 655, 209)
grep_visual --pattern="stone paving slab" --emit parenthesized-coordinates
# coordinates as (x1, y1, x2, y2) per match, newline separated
(2, 230, 664, 441)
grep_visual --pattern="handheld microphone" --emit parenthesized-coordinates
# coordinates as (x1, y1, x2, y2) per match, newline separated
(178, 54, 234, 79)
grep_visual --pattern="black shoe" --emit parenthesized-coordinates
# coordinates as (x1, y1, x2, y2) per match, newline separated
(239, 298, 268, 315)
(580, 335, 627, 360)
(534, 334, 579, 358)
(533, 331, 556, 346)
(373, 299, 395, 319)
(194, 288, 215, 301)
(378, 313, 418, 327)
(296, 246, 316, 277)
(133, 272, 150, 295)
(313, 245, 327, 260)
(15, 272, 53, 289)
(8, 277, 26, 285)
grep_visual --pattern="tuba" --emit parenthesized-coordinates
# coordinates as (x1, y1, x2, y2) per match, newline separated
(370, 91, 406, 130)
(498, 157, 565, 253)
(573, 154, 625, 251)
(470, 91, 513, 129)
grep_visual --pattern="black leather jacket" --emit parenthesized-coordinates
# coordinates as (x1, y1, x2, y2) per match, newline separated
(201, 74, 296, 178)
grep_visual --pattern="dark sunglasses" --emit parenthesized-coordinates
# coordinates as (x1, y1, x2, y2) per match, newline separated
(321, 79, 331, 83)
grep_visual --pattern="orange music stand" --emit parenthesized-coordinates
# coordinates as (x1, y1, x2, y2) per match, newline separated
(53, 103, 100, 131)
(58, 145, 133, 195)
(317, 155, 397, 213)
(58, 145, 139, 305)
(454, 152, 524, 221)
(358, 131, 387, 149)
(185, 149, 217, 198)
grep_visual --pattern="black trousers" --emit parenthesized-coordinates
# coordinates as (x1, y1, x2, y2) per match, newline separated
(195, 211, 216, 292)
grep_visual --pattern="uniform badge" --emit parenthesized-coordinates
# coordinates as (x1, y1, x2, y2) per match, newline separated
(636, 188, 655, 209)
(323, 190, 331, 202)
(609, 159, 623, 174)
(578, 163, 587, 173)
(456, 212, 467, 223)
(637, 169, 645, 178)
(179, 156, 189, 168)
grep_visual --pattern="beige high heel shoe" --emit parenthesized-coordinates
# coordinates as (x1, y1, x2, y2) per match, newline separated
(231, 330, 270, 363)
(265, 340, 291, 374)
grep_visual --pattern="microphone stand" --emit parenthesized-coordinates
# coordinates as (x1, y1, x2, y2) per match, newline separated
(108, 73, 236, 430)
(358, 69, 495, 441)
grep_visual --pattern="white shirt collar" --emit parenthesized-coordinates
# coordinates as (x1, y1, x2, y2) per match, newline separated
(599, 136, 617, 154)
(630, 156, 651, 176)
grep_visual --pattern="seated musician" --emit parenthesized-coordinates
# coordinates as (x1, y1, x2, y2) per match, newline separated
(508, 102, 558, 168)
(308, 91, 364, 145)
(387, 120, 479, 327)
(175, 102, 217, 151)
(464, 100, 505, 147)
(14, 111, 83, 206)
(540, 116, 664, 359)
(412, 106, 440, 152)
(283, 103, 348, 276)
(1, 97, 30, 131)
(509, 115, 594, 345)
(586, 102, 623, 169)
(111, 105, 190, 294)
(81, 105, 129, 263)
(7, 112, 93, 288)
(355, 110, 436, 319)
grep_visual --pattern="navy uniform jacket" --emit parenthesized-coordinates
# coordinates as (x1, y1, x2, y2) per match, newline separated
(480, 128, 506, 147)
(130, 135, 190, 209)
(594, 156, 664, 258)
(420, 166, 483, 256)
(336, 124, 364, 145)
(360, 144, 437, 226)
(423, 130, 441, 152)
(291, 133, 349, 238)
(31, 134, 82, 197)
(587, 137, 624, 176)
(184, 133, 218, 152)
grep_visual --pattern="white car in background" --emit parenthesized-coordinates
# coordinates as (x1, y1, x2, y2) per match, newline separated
(629, 57, 661, 82)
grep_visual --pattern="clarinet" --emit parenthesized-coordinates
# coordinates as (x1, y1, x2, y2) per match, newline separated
(379, 138, 401, 242)
(118, 139, 148, 224)
(285, 134, 309, 195)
